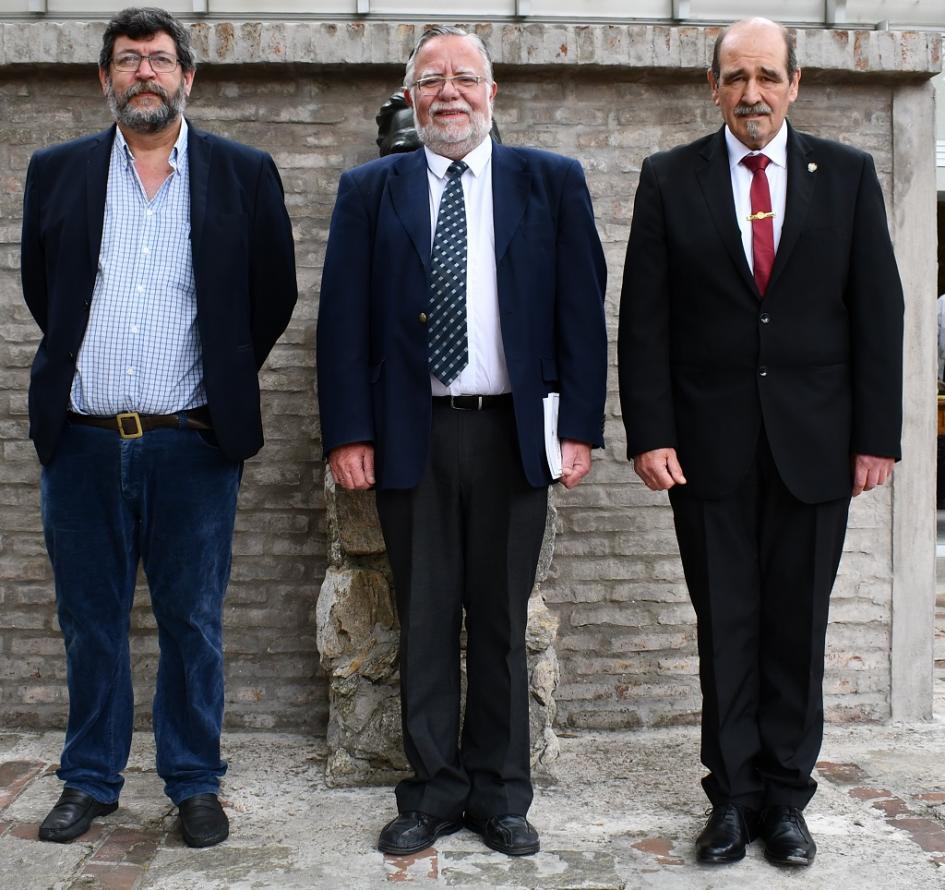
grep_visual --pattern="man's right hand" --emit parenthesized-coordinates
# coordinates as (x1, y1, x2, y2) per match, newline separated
(632, 447, 687, 491)
(328, 443, 375, 490)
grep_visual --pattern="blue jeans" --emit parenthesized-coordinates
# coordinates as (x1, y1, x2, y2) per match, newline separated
(41, 421, 242, 805)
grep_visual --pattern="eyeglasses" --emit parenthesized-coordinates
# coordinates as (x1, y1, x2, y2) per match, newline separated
(112, 51, 180, 73)
(411, 74, 487, 96)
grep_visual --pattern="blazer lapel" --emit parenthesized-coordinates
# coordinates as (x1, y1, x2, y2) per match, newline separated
(187, 121, 211, 262)
(491, 142, 528, 265)
(767, 122, 814, 292)
(85, 126, 115, 278)
(388, 148, 431, 273)
(695, 127, 758, 296)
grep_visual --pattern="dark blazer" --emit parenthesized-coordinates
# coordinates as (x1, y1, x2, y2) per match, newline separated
(316, 141, 608, 490)
(618, 123, 904, 504)
(21, 122, 297, 465)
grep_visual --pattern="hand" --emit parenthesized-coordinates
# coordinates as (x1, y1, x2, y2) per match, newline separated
(852, 453, 894, 497)
(632, 447, 687, 491)
(560, 440, 592, 489)
(328, 443, 375, 491)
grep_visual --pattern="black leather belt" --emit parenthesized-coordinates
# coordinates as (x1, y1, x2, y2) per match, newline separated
(433, 394, 512, 411)
(66, 406, 212, 439)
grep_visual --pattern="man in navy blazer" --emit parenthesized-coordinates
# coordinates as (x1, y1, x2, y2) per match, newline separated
(21, 8, 296, 848)
(619, 18, 903, 868)
(317, 26, 606, 857)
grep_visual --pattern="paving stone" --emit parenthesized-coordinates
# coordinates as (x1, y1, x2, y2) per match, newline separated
(815, 761, 869, 784)
(79, 862, 146, 890)
(0, 759, 43, 808)
(91, 827, 163, 866)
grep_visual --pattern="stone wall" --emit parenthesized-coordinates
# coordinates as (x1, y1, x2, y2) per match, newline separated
(0, 21, 937, 734)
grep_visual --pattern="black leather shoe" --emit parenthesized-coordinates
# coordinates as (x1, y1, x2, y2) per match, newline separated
(465, 813, 540, 856)
(38, 788, 118, 843)
(377, 811, 463, 855)
(760, 805, 816, 866)
(178, 793, 229, 848)
(695, 803, 757, 864)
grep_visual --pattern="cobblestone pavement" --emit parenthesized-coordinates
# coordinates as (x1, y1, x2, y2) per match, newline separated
(1, 721, 944, 890)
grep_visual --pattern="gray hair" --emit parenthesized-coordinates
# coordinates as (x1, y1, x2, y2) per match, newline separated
(710, 18, 797, 82)
(100, 7, 196, 72)
(404, 25, 493, 88)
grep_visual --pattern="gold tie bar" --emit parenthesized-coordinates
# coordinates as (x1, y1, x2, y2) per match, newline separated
(746, 211, 775, 222)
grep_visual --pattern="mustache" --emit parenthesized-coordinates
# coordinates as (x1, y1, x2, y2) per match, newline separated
(429, 100, 472, 115)
(118, 79, 172, 105)
(734, 102, 773, 116)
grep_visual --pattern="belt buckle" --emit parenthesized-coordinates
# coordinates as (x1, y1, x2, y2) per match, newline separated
(116, 411, 143, 439)
(451, 395, 483, 411)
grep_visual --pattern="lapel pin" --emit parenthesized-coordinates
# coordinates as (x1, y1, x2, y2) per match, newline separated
(807, 162, 818, 173)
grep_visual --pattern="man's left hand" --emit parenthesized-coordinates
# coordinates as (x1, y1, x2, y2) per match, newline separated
(560, 440, 592, 490)
(852, 453, 895, 497)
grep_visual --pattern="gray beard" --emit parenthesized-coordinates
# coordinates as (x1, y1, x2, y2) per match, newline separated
(416, 110, 491, 160)
(106, 78, 187, 134)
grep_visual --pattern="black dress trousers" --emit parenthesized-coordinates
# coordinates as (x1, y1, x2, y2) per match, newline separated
(375, 398, 548, 821)
(669, 432, 851, 810)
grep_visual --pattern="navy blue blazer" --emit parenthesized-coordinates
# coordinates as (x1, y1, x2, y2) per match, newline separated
(316, 141, 608, 490)
(618, 124, 904, 503)
(21, 122, 298, 465)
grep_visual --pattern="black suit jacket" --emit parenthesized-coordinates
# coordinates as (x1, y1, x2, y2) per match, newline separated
(618, 124, 903, 503)
(317, 142, 608, 490)
(21, 122, 297, 464)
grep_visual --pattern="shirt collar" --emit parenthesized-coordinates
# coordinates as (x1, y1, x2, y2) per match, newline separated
(725, 120, 788, 171)
(423, 135, 492, 180)
(115, 116, 189, 174)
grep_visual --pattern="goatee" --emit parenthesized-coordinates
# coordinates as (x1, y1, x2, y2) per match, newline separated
(105, 78, 187, 134)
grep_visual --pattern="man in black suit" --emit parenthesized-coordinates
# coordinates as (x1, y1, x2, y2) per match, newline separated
(618, 17, 903, 867)
(21, 7, 296, 847)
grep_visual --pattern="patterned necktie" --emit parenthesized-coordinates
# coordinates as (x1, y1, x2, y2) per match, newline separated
(741, 153, 775, 297)
(428, 160, 468, 385)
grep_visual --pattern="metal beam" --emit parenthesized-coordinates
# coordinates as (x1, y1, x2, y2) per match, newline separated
(825, 0, 847, 26)
(671, 0, 690, 21)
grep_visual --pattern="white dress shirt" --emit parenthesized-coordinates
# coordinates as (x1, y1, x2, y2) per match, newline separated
(725, 122, 789, 274)
(424, 138, 510, 396)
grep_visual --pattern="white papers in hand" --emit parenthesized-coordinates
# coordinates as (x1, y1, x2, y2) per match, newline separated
(543, 392, 562, 480)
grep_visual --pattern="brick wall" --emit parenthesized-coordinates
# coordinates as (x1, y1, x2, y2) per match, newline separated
(0, 18, 937, 733)
(0, 61, 902, 733)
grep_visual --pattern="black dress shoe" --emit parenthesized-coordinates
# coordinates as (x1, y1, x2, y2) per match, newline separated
(38, 788, 118, 843)
(695, 803, 757, 864)
(760, 805, 816, 866)
(178, 793, 229, 848)
(377, 811, 463, 855)
(465, 813, 540, 856)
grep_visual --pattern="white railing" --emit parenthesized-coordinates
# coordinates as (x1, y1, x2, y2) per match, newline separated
(1, 1, 944, 27)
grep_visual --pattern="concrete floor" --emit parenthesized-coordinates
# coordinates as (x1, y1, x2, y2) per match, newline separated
(1, 529, 943, 889)
(1, 723, 945, 889)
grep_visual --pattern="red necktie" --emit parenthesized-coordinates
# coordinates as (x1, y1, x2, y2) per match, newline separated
(741, 153, 774, 297)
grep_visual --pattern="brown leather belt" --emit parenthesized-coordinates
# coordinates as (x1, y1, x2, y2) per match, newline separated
(66, 406, 212, 440)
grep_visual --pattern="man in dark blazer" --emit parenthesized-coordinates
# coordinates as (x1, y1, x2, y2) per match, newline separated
(21, 8, 296, 848)
(618, 17, 903, 868)
(317, 26, 606, 858)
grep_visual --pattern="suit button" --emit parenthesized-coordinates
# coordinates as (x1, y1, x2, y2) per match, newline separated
(418, 312, 428, 324)
(760, 313, 770, 324)
(759, 366, 768, 377)
(67, 352, 75, 362)
(83, 299, 91, 310)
